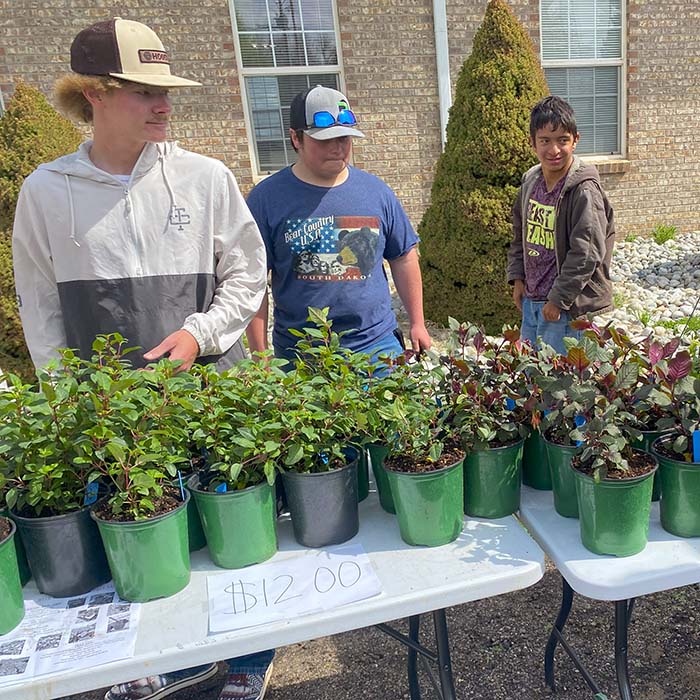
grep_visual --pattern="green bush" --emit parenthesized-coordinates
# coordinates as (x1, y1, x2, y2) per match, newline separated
(0, 81, 82, 379)
(418, 0, 548, 333)
(651, 223, 677, 245)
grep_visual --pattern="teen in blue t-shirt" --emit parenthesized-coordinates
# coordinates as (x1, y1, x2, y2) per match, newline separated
(246, 85, 431, 360)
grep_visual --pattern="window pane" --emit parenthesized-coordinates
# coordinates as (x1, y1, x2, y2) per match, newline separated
(256, 140, 289, 170)
(301, 0, 335, 30)
(234, 0, 270, 31)
(545, 66, 620, 154)
(306, 32, 338, 65)
(246, 74, 340, 171)
(239, 33, 274, 67)
(270, 0, 303, 31)
(272, 32, 306, 66)
(234, 0, 338, 68)
(541, 0, 622, 60)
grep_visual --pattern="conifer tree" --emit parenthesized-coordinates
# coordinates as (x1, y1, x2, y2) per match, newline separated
(419, 0, 548, 333)
(0, 82, 82, 379)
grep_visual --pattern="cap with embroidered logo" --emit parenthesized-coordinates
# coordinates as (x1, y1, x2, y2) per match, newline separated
(289, 86, 364, 140)
(70, 17, 201, 88)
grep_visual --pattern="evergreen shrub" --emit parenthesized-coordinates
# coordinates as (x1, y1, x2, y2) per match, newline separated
(418, 0, 548, 333)
(0, 82, 82, 379)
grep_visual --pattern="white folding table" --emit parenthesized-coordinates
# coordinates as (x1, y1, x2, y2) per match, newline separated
(519, 485, 700, 700)
(3, 489, 544, 700)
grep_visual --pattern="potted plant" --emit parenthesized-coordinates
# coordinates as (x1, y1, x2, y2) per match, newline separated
(357, 350, 426, 515)
(382, 373, 465, 546)
(0, 359, 111, 597)
(277, 308, 366, 548)
(535, 340, 602, 519)
(0, 464, 31, 587)
(440, 321, 530, 519)
(573, 322, 680, 501)
(570, 391, 657, 557)
(187, 358, 283, 568)
(0, 514, 24, 634)
(647, 347, 700, 537)
(85, 335, 196, 602)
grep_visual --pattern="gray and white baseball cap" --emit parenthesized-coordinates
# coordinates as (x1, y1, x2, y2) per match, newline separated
(289, 86, 364, 140)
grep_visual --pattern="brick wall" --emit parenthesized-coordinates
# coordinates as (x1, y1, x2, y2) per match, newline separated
(336, 0, 443, 225)
(0, 0, 250, 180)
(1, 1, 699, 235)
(606, 0, 700, 235)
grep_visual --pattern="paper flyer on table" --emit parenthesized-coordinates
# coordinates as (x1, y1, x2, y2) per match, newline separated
(0, 582, 140, 687)
(207, 543, 383, 634)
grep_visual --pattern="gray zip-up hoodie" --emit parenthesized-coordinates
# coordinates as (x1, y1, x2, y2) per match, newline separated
(507, 156, 615, 319)
(13, 141, 267, 369)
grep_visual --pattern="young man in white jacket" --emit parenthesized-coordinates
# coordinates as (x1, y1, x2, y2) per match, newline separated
(12, 17, 273, 700)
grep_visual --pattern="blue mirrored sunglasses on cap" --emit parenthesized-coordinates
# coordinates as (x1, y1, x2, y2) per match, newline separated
(311, 108, 357, 128)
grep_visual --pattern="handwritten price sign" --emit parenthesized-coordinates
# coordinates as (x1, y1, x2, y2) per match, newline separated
(207, 544, 382, 633)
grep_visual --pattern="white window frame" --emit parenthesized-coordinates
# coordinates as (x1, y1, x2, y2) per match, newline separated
(539, 0, 627, 159)
(228, 0, 347, 180)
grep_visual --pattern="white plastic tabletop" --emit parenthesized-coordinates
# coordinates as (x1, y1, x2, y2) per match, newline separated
(4, 487, 544, 700)
(519, 485, 700, 601)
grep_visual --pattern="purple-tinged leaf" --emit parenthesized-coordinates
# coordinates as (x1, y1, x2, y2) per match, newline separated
(648, 341, 664, 366)
(668, 351, 692, 383)
(662, 338, 681, 359)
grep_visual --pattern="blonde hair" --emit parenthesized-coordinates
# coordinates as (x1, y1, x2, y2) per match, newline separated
(53, 74, 123, 123)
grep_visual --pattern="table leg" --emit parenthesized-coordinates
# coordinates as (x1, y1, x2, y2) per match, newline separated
(432, 609, 457, 700)
(408, 615, 421, 700)
(544, 575, 574, 691)
(376, 610, 456, 700)
(615, 599, 635, 700)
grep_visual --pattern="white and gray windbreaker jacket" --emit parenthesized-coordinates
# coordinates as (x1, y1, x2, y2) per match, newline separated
(13, 141, 267, 369)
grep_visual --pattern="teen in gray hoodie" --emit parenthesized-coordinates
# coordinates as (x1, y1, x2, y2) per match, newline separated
(507, 96, 615, 354)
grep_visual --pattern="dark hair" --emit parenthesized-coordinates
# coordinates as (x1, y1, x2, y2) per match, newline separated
(530, 96, 578, 141)
(289, 129, 305, 153)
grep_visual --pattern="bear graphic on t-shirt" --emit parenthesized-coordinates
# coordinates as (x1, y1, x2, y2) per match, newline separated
(336, 227, 378, 277)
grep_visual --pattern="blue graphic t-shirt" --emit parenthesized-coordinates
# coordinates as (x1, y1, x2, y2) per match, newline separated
(524, 173, 566, 300)
(246, 166, 419, 354)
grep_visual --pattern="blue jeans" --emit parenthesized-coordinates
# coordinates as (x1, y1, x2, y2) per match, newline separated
(520, 298, 581, 355)
(225, 649, 275, 672)
(364, 330, 404, 363)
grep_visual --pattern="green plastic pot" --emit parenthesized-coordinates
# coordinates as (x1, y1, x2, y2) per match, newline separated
(522, 429, 552, 490)
(91, 493, 191, 602)
(0, 518, 24, 635)
(189, 475, 277, 568)
(652, 436, 700, 537)
(368, 443, 395, 514)
(463, 440, 523, 519)
(543, 437, 580, 518)
(572, 455, 657, 557)
(636, 430, 673, 501)
(169, 474, 207, 551)
(0, 507, 30, 586)
(386, 457, 464, 547)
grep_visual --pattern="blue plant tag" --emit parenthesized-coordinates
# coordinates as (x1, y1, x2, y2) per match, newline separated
(693, 430, 700, 463)
(215, 482, 227, 493)
(319, 452, 330, 465)
(177, 470, 186, 500)
(505, 397, 516, 411)
(83, 481, 99, 506)
(574, 415, 586, 447)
